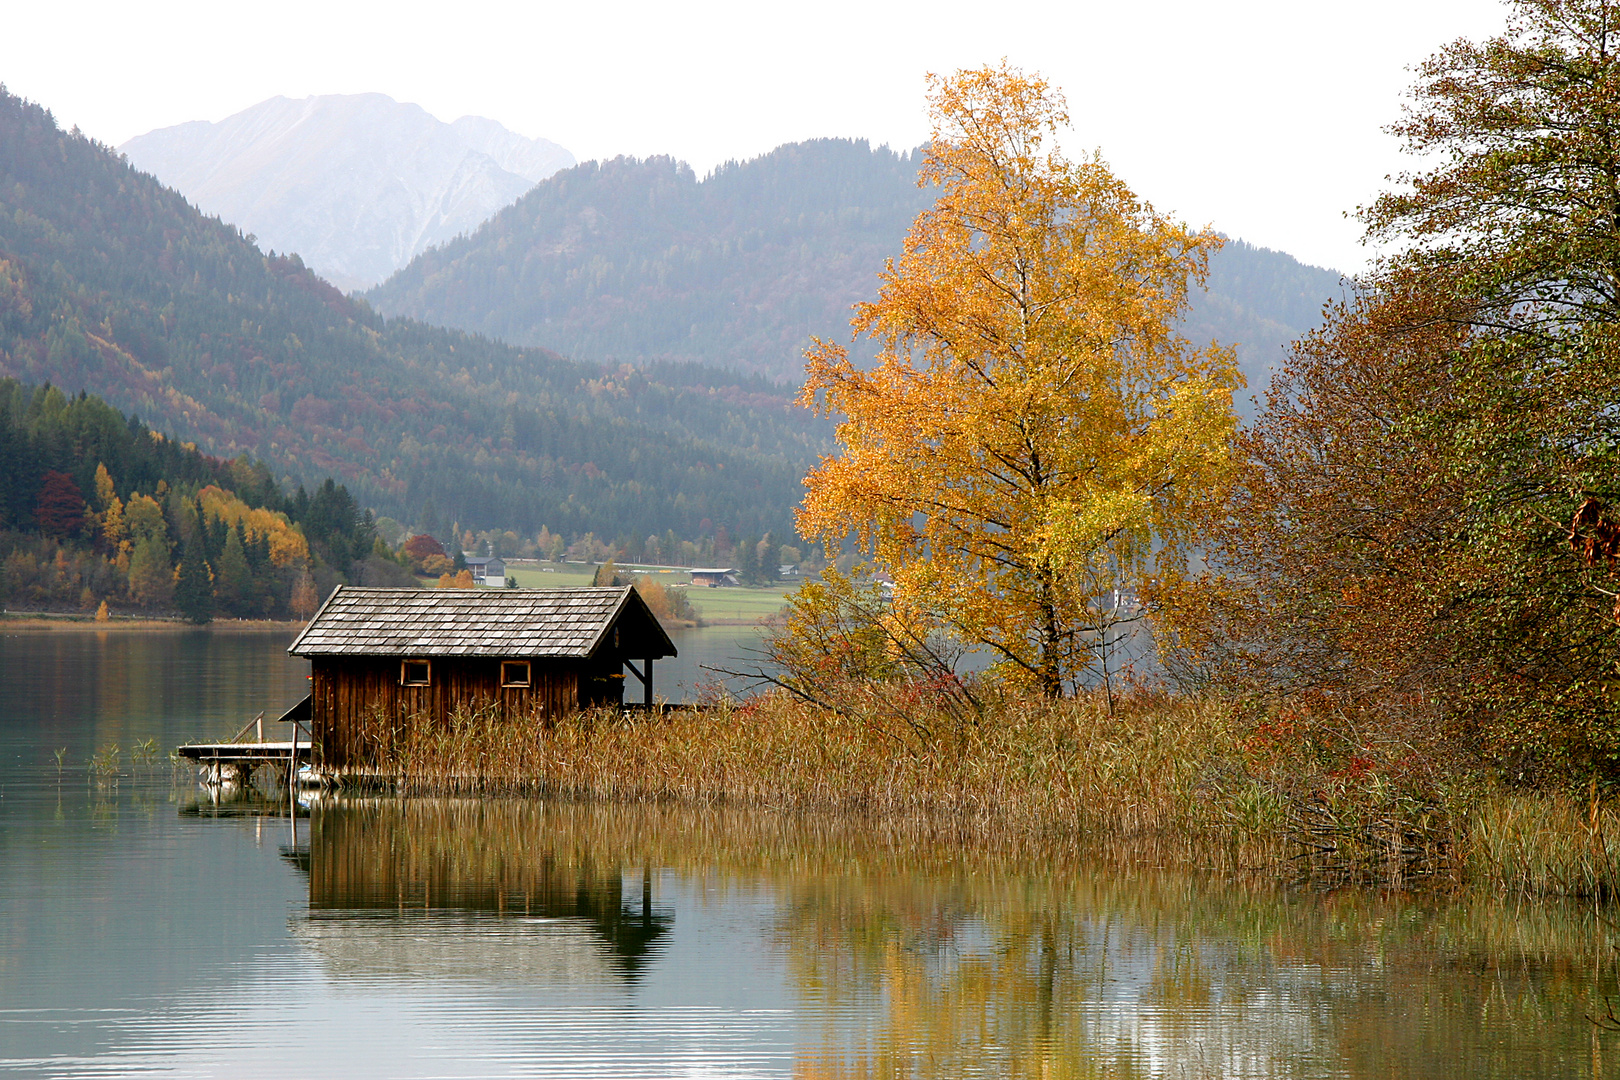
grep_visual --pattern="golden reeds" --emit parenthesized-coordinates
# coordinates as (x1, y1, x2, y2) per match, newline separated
(327, 686, 1620, 897)
(1462, 789, 1620, 898)
(343, 688, 1284, 873)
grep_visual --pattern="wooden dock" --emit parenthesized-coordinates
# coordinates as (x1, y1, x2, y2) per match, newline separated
(178, 697, 312, 786)
(177, 740, 311, 785)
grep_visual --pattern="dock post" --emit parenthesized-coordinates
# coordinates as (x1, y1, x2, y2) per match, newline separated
(288, 722, 297, 848)
(288, 718, 297, 810)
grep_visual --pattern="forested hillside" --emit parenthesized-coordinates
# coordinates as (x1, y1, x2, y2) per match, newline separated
(371, 143, 931, 374)
(368, 139, 1346, 400)
(0, 88, 822, 545)
(0, 379, 402, 620)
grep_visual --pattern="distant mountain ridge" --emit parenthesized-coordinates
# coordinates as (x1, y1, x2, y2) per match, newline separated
(0, 88, 820, 543)
(367, 139, 1347, 405)
(120, 94, 575, 290)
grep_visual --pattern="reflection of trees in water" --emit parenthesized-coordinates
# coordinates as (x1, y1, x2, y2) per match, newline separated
(5, 628, 308, 761)
(291, 798, 672, 977)
(262, 799, 1620, 1076)
(776, 866, 1620, 1079)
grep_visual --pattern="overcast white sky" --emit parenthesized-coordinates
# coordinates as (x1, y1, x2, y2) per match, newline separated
(2, 0, 1508, 274)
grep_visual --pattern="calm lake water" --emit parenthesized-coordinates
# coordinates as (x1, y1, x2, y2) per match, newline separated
(4, 626, 1620, 1078)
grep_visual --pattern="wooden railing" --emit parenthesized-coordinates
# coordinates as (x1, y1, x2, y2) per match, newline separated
(228, 711, 267, 744)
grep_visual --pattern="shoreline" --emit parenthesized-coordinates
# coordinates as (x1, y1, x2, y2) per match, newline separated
(0, 612, 307, 632)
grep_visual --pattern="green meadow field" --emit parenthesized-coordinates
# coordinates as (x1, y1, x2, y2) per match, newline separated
(680, 585, 795, 624)
(501, 561, 796, 624)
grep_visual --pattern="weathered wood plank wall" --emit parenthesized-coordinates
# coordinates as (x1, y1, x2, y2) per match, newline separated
(311, 657, 579, 769)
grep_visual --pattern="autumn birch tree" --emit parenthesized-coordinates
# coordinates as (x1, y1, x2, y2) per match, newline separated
(795, 64, 1240, 697)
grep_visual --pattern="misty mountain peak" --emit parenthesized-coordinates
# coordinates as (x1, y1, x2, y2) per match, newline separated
(120, 93, 575, 291)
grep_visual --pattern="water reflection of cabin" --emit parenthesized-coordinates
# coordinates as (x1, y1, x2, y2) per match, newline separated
(285, 799, 673, 978)
(287, 585, 676, 770)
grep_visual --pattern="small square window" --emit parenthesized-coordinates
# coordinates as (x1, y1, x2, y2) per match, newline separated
(401, 659, 431, 686)
(501, 661, 531, 688)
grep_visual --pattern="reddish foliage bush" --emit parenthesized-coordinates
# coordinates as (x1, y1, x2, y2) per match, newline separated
(34, 470, 85, 538)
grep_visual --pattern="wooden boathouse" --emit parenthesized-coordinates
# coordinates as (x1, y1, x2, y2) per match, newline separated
(287, 585, 676, 771)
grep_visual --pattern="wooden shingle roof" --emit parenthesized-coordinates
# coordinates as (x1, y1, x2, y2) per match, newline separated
(287, 585, 675, 659)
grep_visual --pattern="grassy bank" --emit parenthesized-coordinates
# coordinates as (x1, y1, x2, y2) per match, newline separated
(335, 686, 1620, 898)
(680, 584, 795, 624)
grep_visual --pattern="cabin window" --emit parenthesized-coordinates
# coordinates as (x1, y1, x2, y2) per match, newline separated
(401, 659, 431, 686)
(501, 660, 531, 688)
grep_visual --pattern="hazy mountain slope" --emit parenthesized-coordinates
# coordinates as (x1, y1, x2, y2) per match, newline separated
(1186, 238, 1351, 410)
(369, 142, 931, 372)
(368, 140, 1346, 405)
(120, 94, 575, 290)
(0, 89, 820, 542)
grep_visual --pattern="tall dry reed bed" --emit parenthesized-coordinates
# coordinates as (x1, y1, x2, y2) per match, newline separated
(342, 686, 1620, 897)
(363, 688, 1275, 860)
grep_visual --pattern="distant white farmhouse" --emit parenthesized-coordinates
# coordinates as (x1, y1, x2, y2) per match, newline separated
(464, 556, 508, 586)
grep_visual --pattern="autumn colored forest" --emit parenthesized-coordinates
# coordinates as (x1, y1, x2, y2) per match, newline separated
(0, 378, 417, 621)
(0, 368, 803, 622)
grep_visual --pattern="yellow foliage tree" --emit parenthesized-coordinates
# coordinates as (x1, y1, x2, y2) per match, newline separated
(194, 485, 311, 568)
(123, 494, 166, 546)
(796, 64, 1240, 696)
(91, 464, 126, 549)
(289, 570, 320, 620)
(437, 569, 476, 589)
(632, 576, 699, 626)
(92, 463, 116, 509)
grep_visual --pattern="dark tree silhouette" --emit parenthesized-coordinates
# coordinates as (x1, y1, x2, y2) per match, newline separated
(34, 470, 85, 538)
(173, 539, 214, 625)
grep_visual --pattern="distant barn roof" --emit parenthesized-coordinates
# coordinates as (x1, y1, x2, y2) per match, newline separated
(288, 585, 675, 659)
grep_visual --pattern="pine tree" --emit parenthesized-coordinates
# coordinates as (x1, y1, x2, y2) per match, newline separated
(174, 540, 213, 624)
(759, 532, 781, 583)
(215, 524, 253, 616)
(736, 534, 759, 584)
